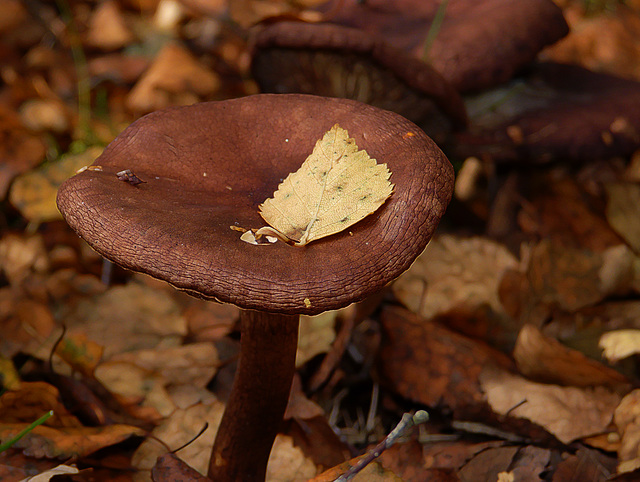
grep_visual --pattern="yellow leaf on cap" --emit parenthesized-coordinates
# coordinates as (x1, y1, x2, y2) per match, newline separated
(257, 124, 393, 246)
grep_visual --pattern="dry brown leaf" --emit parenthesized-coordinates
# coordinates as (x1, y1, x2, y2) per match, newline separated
(297, 311, 337, 367)
(257, 124, 393, 246)
(514, 324, 628, 388)
(0, 234, 48, 287)
(393, 235, 518, 321)
(0, 106, 47, 199)
(0, 293, 56, 359)
(19, 99, 69, 134)
(480, 365, 620, 444)
(0, 423, 144, 459)
(126, 43, 220, 113)
(377, 305, 514, 416)
(0, 382, 82, 428)
(601, 330, 640, 364)
(614, 390, 640, 474)
(606, 183, 640, 253)
(500, 240, 613, 327)
(132, 398, 225, 475)
(106, 343, 218, 388)
(184, 300, 238, 342)
(9, 147, 103, 223)
(19, 464, 79, 481)
(55, 333, 104, 378)
(94, 360, 173, 418)
(63, 281, 187, 359)
(86, 0, 135, 51)
(265, 434, 318, 482)
(458, 446, 520, 482)
(551, 447, 617, 482)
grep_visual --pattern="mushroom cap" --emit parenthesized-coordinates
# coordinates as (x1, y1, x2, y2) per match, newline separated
(319, 0, 569, 93)
(57, 95, 453, 315)
(250, 21, 468, 140)
(455, 63, 640, 163)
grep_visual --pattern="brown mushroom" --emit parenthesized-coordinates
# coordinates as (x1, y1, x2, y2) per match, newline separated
(318, 0, 569, 93)
(251, 21, 468, 144)
(56, 94, 454, 481)
(455, 62, 640, 163)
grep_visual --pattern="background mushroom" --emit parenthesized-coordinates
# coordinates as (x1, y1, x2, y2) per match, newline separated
(318, 0, 569, 93)
(250, 21, 468, 144)
(455, 62, 640, 164)
(56, 94, 454, 481)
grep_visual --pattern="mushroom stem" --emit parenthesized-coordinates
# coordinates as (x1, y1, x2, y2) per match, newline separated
(208, 309, 299, 481)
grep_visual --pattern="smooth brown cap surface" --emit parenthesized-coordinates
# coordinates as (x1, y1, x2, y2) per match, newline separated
(319, 0, 569, 93)
(250, 21, 468, 134)
(455, 63, 640, 163)
(57, 95, 453, 314)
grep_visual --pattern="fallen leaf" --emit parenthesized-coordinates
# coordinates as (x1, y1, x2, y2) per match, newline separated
(606, 183, 640, 253)
(423, 440, 506, 472)
(152, 453, 211, 482)
(62, 281, 187, 359)
(514, 324, 628, 388)
(297, 311, 337, 367)
(55, 332, 104, 378)
(94, 360, 173, 418)
(600, 330, 640, 364)
(517, 175, 623, 252)
(0, 381, 82, 428)
(107, 343, 218, 388)
(458, 446, 519, 482)
(0, 293, 56, 359)
(500, 240, 611, 326)
(19, 463, 79, 481)
(614, 389, 640, 474)
(132, 399, 226, 475)
(184, 301, 238, 343)
(0, 233, 49, 286)
(9, 147, 103, 223)
(481, 365, 620, 444)
(0, 424, 144, 459)
(0, 355, 21, 390)
(257, 124, 393, 246)
(393, 235, 518, 321)
(85, 0, 135, 51)
(0, 105, 46, 199)
(126, 42, 221, 113)
(19, 99, 70, 134)
(551, 446, 617, 482)
(284, 376, 324, 421)
(379, 441, 451, 482)
(377, 305, 514, 416)
(265, 434, 318, 482)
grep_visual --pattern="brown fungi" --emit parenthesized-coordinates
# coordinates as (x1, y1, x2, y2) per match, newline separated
(319, 0, 569, 93)
(455, 63, 640, 164)
(250, 21, 468, 144)
(56, 94, 454, 481)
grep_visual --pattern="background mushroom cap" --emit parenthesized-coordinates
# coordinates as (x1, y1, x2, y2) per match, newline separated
(455, 63, 640, 163)
(250, 21, 468, 142)
(319, 0, 569, 93)
(56, 95, 453, 315)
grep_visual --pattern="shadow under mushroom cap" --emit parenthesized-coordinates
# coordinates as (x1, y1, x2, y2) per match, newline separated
(57, 94, 453, 315)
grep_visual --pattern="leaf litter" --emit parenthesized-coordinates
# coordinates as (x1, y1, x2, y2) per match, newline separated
(4, 0, 640, 480)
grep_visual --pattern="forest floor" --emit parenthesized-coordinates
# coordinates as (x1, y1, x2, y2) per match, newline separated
(2, 0, 640, 481)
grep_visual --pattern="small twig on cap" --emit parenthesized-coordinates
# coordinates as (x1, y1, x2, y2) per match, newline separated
(335, 410, 429, 481)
